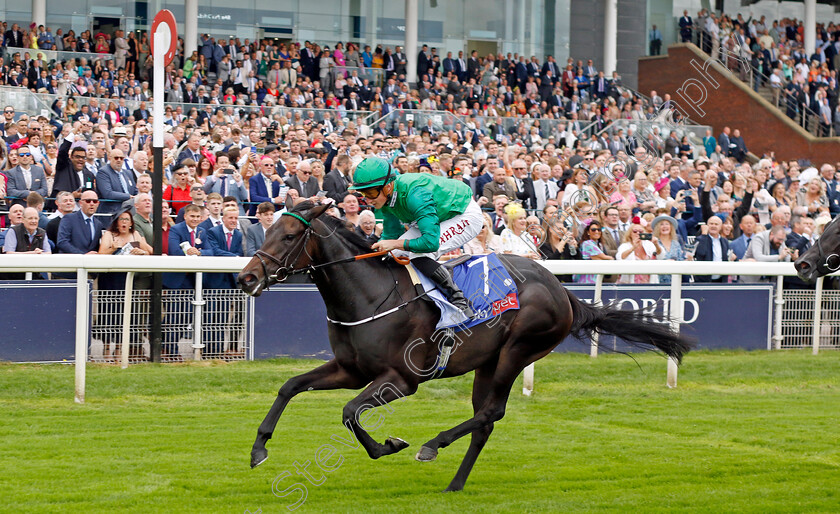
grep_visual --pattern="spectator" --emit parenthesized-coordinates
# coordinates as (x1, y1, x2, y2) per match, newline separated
(52, 138, 96, 198)
(499, 203, 540, 259)
(652, 215, 686, 284)
(340, 193, 361, 226)
(324, 153, 352, 203)
(160, 200, 175, 255)
(203, 206, 245, 356)
(203, 154, 248, 215)
(538, 217, 580, 281)
(574, 221, 613, 283)
(133, 192, 153, 245)
(355, 209, 382, 245)
(4, 206, 50, 255)
(96, 149, 137, 216)
(198, 192, 224, 231)
(245, 201, 275, 257)
(46, 191, 76, 247)
(162, 203, 212, 359)
(6, 145, 48, 206)
(616, 220, 661, 284)
(163, 164, 194, 214)
(693, 215, 735, 282)
(57, 189, 105, 254)
(249, 155, 286, 215)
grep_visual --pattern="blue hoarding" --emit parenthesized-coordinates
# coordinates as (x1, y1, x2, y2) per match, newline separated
(0, 281, 80, 362)
(253, 283, 773, 358)
(559, 284, 773, 353)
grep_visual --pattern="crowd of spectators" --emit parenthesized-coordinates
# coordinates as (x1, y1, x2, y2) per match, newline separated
(672, 9, 840, 135)
(0, 20, 838, 288)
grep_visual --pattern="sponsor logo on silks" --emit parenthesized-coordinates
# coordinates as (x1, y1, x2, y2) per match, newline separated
(491, 292, 519, 316)
(439, 218, 471, 245)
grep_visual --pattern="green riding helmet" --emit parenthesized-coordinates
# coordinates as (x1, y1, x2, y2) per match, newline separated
(348, 157, 396, 191)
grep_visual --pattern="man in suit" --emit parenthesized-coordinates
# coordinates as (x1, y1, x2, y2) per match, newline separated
(679, 10, 693, 42)
(5, 24, 24, 47)
(443, 51, 456, 76)
(482, 167, 517, 202)
(356, 210, 380, 244)
(323, 154, 353, 204)
(285, 160, 320, 199)
(718, 127, 731, 157)
(6, 147, 48, 206)
(416, 44, 429, 80)
(203, 157, 249, 215)
(515, 56, 529, 91)
(52, 138, 96, 198)
(96, 149, 137, 216)
(693, 215, 732, 282)
(510, 159, 536, 210)
(598, 206, 623, 283)
(176, 133, 202, 166)
(163, 204, 213, 358)
(467, 50, 481, 81)
(203, 206, 245, 355)
(57, 189, 105, 254)
(455, 50, 468, 83)
(249, 155, 285, 216)
(729, 214, 757, 260)
(819, 164, 840, 215)
(531, 163, 559, 212)
(740, 226, 792, 282)
(245, 202, 276, 257)
(132, 101, 151, 121)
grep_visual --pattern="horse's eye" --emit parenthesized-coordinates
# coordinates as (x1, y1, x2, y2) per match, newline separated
(285, 234, 296, 241)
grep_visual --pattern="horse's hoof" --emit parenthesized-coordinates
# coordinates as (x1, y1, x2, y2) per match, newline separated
(415, 446, 438, 462)
(385, 436, 410, 454)
(250, 449, 268, 469)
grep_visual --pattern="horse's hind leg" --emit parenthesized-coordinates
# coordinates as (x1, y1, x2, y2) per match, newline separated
(342, 369, 417, 459)
(442, 362, 496, 492)
(416, 345, 546, 474)
(252, 359, 364, 468)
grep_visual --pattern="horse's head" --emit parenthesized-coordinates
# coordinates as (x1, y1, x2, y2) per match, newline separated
(238, 201, 332, 296)
(795, 215, 840, 282)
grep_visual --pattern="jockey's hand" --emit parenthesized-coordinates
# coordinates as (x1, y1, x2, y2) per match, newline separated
(372, 239, 403, 252)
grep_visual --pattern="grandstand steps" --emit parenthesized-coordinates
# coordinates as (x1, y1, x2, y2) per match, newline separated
(638, 43, 839, 163)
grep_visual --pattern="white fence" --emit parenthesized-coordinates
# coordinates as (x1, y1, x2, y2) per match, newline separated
(0, 255, 836, 403)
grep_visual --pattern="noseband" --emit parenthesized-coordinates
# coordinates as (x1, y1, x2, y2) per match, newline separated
(254, 213, 315, 291)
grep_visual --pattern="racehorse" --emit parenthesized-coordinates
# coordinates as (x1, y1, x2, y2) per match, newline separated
(795, 215, 840, 281)
(237, 201, 693, 492)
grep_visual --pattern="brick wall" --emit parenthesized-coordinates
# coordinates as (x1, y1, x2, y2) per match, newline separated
(638, 43, 840, 165)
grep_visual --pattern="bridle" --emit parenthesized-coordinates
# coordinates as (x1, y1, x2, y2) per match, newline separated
(252, 211, 409, 291)
(810, 215, 840, 274)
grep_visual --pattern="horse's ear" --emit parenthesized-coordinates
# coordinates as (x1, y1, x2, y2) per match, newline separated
(304, 201, 332, 221)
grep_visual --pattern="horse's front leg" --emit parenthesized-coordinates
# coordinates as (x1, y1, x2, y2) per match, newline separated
(252, 359, 365, 468)
(342, 369, 417, 459)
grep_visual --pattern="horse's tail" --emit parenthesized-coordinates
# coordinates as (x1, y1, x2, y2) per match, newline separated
(566, 291, 694, 364)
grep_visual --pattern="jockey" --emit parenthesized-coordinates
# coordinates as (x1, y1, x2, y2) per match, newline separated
(349, 156, 484, 318)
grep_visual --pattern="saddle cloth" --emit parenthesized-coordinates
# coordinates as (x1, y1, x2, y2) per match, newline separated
(411, 254, 520, 332)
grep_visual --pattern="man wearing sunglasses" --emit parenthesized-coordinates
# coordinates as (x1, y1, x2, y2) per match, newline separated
(57, 190, 105, 254)
(6, 146, 48, 207)
(96, 149, 137, 216)
(52, 137, 97, 198)
(349, 157, 483, 319)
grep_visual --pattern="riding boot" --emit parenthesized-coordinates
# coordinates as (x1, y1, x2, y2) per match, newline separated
(412, 256, 475, 318)
(429, 266, 475, 319)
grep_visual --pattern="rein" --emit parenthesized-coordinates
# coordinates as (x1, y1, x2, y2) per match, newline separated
(254, 212, 410, 288)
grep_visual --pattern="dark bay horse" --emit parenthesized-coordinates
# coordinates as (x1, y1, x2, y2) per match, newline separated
(237, 201, 693, 492)
(795, 215, 840, 281)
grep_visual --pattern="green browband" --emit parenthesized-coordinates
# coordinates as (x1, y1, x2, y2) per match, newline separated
(281, 212, 311, 227)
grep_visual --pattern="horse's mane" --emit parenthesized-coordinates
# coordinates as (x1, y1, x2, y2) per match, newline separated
(292, 201, 374, 253)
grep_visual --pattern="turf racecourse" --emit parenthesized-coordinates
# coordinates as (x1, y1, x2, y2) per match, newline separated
(2, 351, 838, 513)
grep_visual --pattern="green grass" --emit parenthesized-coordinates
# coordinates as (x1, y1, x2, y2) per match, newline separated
(1, 351, 839, 513)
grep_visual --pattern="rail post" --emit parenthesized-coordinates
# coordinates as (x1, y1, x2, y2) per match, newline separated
(667, 274, 682, 388)
(120, 272, 135, 369)
(590, 274, 604, 358)
(812, 276, 824, 355)
(74, 268, 89, 404)
(773, 275, 784, 350)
